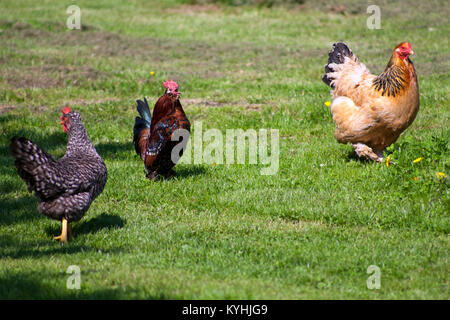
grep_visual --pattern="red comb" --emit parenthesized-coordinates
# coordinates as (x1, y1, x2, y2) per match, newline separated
(61, 106, 71, 114)
(163, 80, 178, 90)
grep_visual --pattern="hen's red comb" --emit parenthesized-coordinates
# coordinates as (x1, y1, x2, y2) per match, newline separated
(61, 106, 71, 114)
(163, 80, 178, 91)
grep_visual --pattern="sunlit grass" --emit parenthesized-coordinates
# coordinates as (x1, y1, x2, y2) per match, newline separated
(0, 0, 448, 299)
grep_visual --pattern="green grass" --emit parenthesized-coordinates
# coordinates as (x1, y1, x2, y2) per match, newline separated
(0, 0, 448, 299)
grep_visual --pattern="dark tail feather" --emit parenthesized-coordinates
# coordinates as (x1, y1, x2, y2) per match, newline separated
(10, 136, 53, 192)
(133, 98, 151, 155)
(322, 42, 354, 88)
(137, 98, 151, 124)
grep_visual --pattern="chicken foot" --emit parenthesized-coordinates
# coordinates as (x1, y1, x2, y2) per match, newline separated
(53, 218, 72, 243)
(352, 143, 384, 162)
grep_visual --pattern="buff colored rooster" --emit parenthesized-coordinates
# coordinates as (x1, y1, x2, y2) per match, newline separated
(322, 42, 419, 162)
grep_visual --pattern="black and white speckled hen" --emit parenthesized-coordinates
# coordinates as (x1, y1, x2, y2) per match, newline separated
(10, 107, 107, 243)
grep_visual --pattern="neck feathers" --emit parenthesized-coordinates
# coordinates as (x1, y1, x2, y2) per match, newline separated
(373, 54, 413, 97)
(151, 94, 180, 128)
(66, 122, 95, 155)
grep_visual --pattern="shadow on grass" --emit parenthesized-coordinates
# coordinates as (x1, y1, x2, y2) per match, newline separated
(73, 213, 125, 235)
(131, 164, 208, 181)
(0, 179, 20, 194)
(0, 270, 124, 299)
(0, 233, 126, 260)
(345, 149, 374, 164)
(44, 213, 125, 238)
(0, 269, 176, 299)
(95, 141, 133, 160)
(175, 165, 208, 179)
(0, 196, 40, 225)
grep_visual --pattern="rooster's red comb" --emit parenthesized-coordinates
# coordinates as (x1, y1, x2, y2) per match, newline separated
(163, 80, 178, 91)
(61, 106, 71, 114)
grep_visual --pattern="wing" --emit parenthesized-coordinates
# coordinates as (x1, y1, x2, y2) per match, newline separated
(331, 96, 380, 143)
(144, 116, 190, 167)
(144, 122, 169, 168)
(53, 156, 107, 195)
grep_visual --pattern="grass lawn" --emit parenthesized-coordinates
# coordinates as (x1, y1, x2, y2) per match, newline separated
(0, 0, 448, 299)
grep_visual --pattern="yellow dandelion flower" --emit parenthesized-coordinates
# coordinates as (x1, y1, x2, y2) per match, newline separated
(413, 157, 423, 163)
(385, 155, 392, 167)
(150, 71, 155, 76)
(413, 177, 419, 181)
(436, 172, 446, 179)
(324, 101, 331, 107)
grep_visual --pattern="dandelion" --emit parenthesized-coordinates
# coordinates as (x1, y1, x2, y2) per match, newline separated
(413, 177, 419, 181)
(385, 155, 392, 167)
(324, 101, 331, 107)
(436, 172, 446, 179)
(150, 71, 155, 76)
(413, 157, 423, 163)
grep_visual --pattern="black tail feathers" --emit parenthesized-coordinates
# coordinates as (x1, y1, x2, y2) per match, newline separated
(322, 42, 354, 88)
(10, 136, 53, 171)
(133, 98, 151, 155)
(10, 136, 53, 192)
(136, 98, 151, 125)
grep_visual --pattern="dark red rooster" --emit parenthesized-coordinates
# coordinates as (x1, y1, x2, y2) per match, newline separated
(133, 80, 190, 180)
(10, 107, 107, 243)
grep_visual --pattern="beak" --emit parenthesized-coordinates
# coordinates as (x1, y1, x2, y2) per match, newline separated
(410, 50, 415, 56)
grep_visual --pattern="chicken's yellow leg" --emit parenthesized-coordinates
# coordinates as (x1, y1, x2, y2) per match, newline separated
(54, 218, 69, 243)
